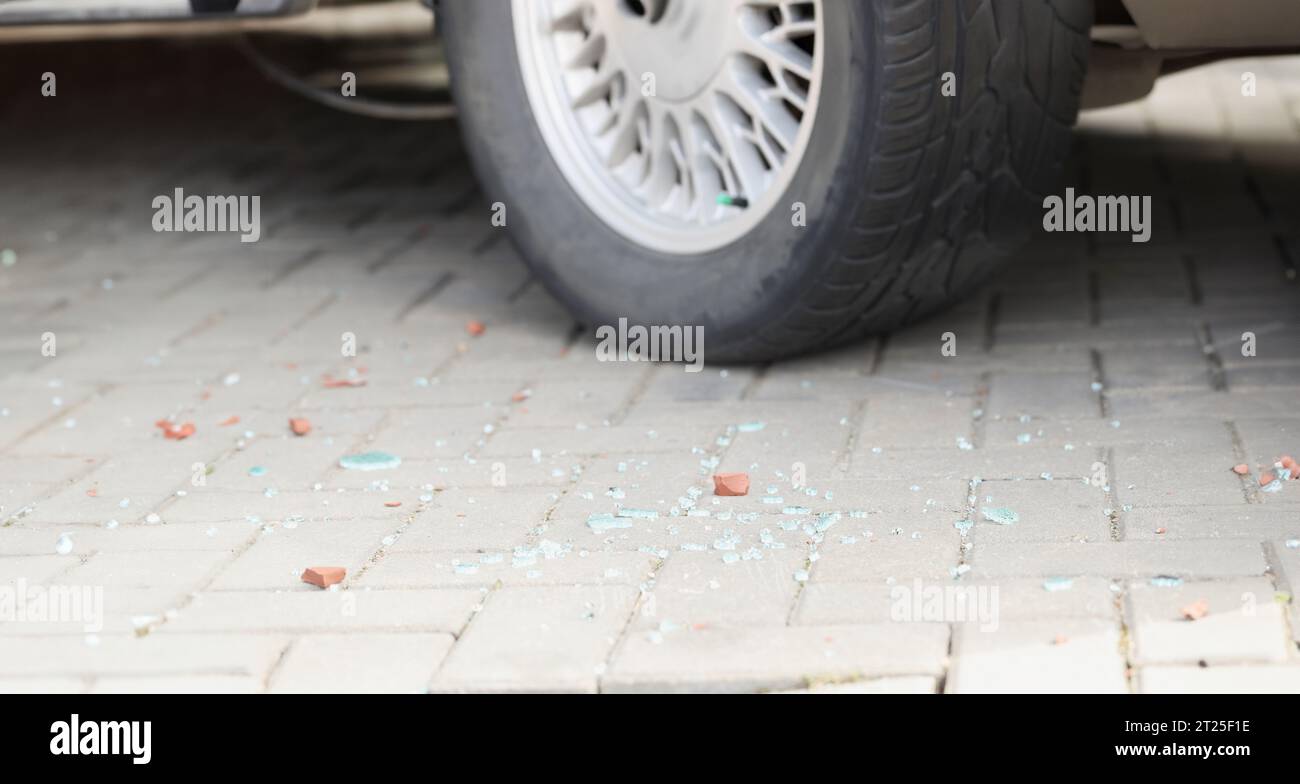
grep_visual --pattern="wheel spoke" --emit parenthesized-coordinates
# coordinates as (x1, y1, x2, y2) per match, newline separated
(515, 0, 822, 253)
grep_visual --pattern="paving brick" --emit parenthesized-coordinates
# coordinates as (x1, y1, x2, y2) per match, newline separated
(1126, 578, 1291, 665)
(271, 633, 455, 694)
(635, 550, 806, 629)
(91, 675, 262, 694)
(970, 478, 1112, 543)
(1137, 665, 1300, 694)
(357, 549, 658, 590)
(946, 620, 1128, 693)
(0, 554, 78, 586)
(160, 589, 481, 634)
(774, 676, 938, 694)
(0, 634, 288, 678)
(158, 489, 411, 526)
(987, 371, 1101, 419)
(431, 585, 638, 692)
(968, 540, 1268, 580)
(0, 585, 191, 637)
(61, 550, 233, 591)
(1270, 539, 1300, 644)
(0, 677, 87, 694)
(604, 624, 949, 693)
(793, 577, 1117, 626)
(1123, 506, 1300, 540)
(384, 487, 560, 553)
(204, 517, 401, 591)
(811, 534, 961, 583)
(0, 522, 251, 554)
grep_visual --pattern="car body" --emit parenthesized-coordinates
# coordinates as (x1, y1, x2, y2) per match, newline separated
(5, 1, 1296, 83)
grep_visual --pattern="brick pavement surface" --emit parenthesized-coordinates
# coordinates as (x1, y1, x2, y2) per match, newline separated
(1, 41, 1299, 693)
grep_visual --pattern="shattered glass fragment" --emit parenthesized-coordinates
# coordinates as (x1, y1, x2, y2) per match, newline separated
(980, 507, 1019, 525)
(339, 451, 402, 471)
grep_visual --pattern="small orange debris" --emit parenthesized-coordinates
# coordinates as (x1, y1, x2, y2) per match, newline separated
(713, 472, 750, 497)
(511, 389, 532, 403)
(301, 566, 346, 589)
(1260, 472, 1276, 486)
(85, 487, 98, 498)
(155, 419, 196, 440)
(1181, 599, 1210, 621)
(1053, 633, 1069, 646)
(218, 415, 240, 427)
(322, 374, 366, 388)
(289, 417, 312, 436)
(465, 320, 486, 337)
(384, 501, 402, 508)
(1231, 464, 1250, 476)
(1155, 527, 1167, 535)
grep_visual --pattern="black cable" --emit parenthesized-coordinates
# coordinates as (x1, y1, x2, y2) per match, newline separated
(235, 34, 457, 121)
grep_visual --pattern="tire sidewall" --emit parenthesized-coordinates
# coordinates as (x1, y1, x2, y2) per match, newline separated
(443, 0, 878, 352)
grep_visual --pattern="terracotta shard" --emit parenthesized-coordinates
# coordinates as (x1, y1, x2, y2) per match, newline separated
(322, 374, 366, 388)
(1231, 464, 1250, 475)
(712, 472, 750, 497)
(1181, 599, 1209, 621)
(466, 320, 486, 337)
(156, 419, 196, 440)
(289, 417, 312, 436)
(301, 566, 346, 589)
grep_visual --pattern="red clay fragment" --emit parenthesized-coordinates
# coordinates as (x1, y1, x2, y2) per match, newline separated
(713, 472, 750, 497)
(155, 419, 196, 440)
(1260, 472, 1276, 486)
(218, 415, 240, 427)
(301, 566, 346, 589)
(321, 374, 367, 388)
(289, 417, 312, 436)
(384, 501, 402, 508)
(1281, 455, 1296, 470)
(1231, 464, 1250, 476)
(1181, 599, 1210, 621)
(466, 320, 486, 337)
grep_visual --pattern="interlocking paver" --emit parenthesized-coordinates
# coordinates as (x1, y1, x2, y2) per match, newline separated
(1137, 665, 1300, 694)
(967, 541, 1270, 580)
(270, 633, 455, 694)
(604, 624, 950, 693)
(1, 41, 1297, 692)
(160, 589, 482, 635)
(946, 620, 1129, 694)
(1125, 578, 1290, 665)
(431, 585, 638, 693)
(0, 634, 289, 679)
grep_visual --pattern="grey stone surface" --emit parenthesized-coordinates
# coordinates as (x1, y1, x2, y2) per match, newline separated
(1, 44, 1298, 692)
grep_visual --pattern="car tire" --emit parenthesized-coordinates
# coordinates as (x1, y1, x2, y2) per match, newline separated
(440, 0, 1092, 362)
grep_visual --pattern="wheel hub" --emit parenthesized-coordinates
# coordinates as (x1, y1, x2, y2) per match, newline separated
(514, 0, 824, 255)
(608, 0, 732, 103)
